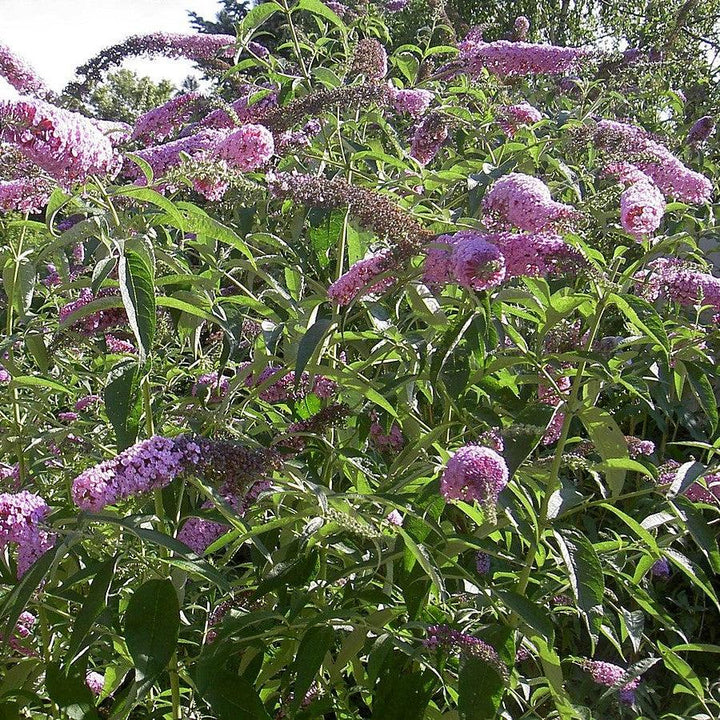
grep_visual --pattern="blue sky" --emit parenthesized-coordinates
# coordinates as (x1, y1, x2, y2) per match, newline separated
(0, 0, 222, 97)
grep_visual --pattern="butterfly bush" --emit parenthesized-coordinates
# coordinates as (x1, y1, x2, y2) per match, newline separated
(0, 14, 718, 720)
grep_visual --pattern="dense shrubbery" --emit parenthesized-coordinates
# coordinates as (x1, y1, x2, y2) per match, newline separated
(1, 3, 720, 719)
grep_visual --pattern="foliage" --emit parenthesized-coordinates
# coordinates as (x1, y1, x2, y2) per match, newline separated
(0, 3, 720, 720)
(67, 69, 176, 124)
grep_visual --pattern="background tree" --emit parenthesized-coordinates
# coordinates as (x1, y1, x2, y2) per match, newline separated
(188, 0, 251, 34)
(63, 69, 175, 124)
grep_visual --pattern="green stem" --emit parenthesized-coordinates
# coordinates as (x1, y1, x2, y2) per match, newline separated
(6, 217, 29, 485)
(280, 0, 310, 80)
(514, 264, 618, 598)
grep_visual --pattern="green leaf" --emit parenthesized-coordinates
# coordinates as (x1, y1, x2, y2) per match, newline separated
(116, 186, 186, 231)
(609, 293, 669, 355)
(124, 579, 180, 683)
(663, 547, 720, 610)
(621, 608, 645, 654)
(458, 651, 506, 720)
(45, 663, 99, 720)
(290, 625, 335, 713)
(104, 360, 141, 451)
(502, 402, 556, 476)
(295, 317, 334, 383)
(294, 0, 346, 32)
(118, 250, 156, 361)
(24, 333, 49, 373)
(534, 638, 578, 720)
(673, 499, 720, 573)
(66, 557, 117, 666)
(658, 642, 704, 697)
(398, 529, 446, 600)
(598, 504, 658, 553)
(496, 590, 554, 643)
(371, 652, 435, 720)
(0, 545, 59, 643)
(254, 551, 319, 599)
(237, 1, 282, 38)
(10, 375, 71, 394)
(580, 406, 629, 496)
(555, 529, 604, 648)
(195, 671, 272, 720)
(686, 365, 718, 433)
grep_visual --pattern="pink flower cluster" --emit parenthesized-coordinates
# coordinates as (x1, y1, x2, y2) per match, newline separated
(214, 123, 274, 171)
(5, 611, 37, 656)
(125, 129, 224, 185)
(424, 624, 507, 678)
(59, 288, 127, 335)
(370, 414, 405, 454)
(240, 364, 337, 403)
(458, 33, 588, 77)
(476, 550, 491, 574)
(620, 174, 665, 239)
(410, 113, 449, 166)
(424, 230, 584, 290)
(0, 177, 53, 214)
(132, 93, 204, 144)
(595, 119, 712, 203)
(497, 102, 542, 136)
(582, 660, 640, 704)
(123, 32, 235, 63)
(198, 87, 278, 131)
(538, 373, 571, 445)
(483, 173, 578, 233)
(328, 250, 396, 305)
(625, 436, 654, 458)
(514, 16, 531, 40)
(71, 436, 201, 512)
(0, 97, 119, 186)
(440, 444, 509, 516)
(687, 116, 715, 145)
(105, 335, 137, 354)
(177, 480, 269, 554)
(388, 86, 433, 118)
(75, 394, 102, 412)
(424, 231, 506, 291)
(636, 258, 720, 311)
(192, 371, 230, 403)
(85, 671, 104, 696)
(0, 490, 55, 577)
(0, 43, 51, 98)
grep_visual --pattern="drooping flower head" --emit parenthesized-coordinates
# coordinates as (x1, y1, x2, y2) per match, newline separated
(328, 251, 396, 305)
(388, 86, 433, 118)
(476, 550, 491, 574)
(192, 371, 230, 403)
(440, 445, 509, 518)
(582, 660, 640, 704)
(132, 93, 205, 144)
(450, 232, 506, 291)
(0, 490, 55, 577)
(497, 102, 542, 136)
(594, 119, 712, 203)
(458, 34, 588, 77)
(213, 123, 274, 171)
(0, 43, 52, 98)
(483, 173, 578, 233)
(513, 16, 531, 41)
(351, 39, 388, 80)
(651, 557, 671, 578)
(620, 175, 665, 239)
(0, 177, 53, 214)
(687, 116, 715, 146)
(86, 672, 104, 696)
(0, 97, 119, 185)
(410, 112, 449, 166)
(424, 624, 508, 679)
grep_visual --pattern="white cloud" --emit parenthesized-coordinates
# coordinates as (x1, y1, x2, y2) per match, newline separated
(0, 0, 221, 96)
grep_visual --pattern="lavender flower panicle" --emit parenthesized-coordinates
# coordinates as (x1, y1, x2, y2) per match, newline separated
(410, 111, 449, 166)
(424, 625, 508, 679)
(350, 38, 388, 80)
(687, 116, 715, 145)
(132, 93, 205, 144)
(0, 490, 55, 577)
(0, 97, 119, 185)
(582, 659, 641, 704)
(458, 33, 588, 77)
(0, 43, 52, 98)
(440, 445, 509, 519)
